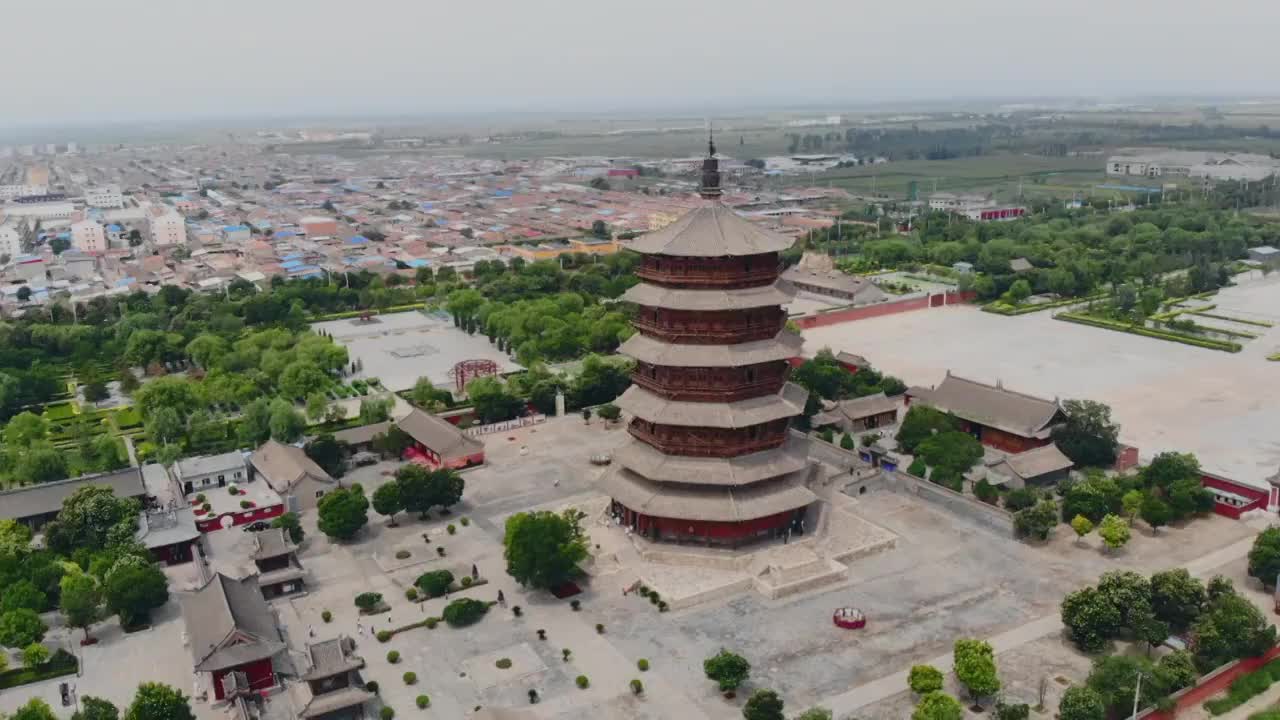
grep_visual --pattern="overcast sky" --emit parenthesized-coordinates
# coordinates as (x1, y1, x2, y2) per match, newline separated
(8, 0, 1278, 126)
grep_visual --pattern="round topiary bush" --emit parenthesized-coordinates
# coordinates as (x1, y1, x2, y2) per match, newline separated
(460, 517, 470, 527)
(402, 671, 417, 685)
(570, 599, 581, 611)
(495, 658, 512, 669)
(415, 570, 454, 598)
(649, 594, 659, 605)
(380, 707, 394, 720)
(658, 601, 669, 612)
(436, 546, 446, 557)
(387, 650, 400, 664)
(365, 681, 379, 693)
(637, 658, 650, 671)
(376, 630, 392, 643)
(460, 576, 473, 588)
(405, 587, 418, 601)
(228, 486, 239, 495)
(321, 610, 332, 623)
(631, 678, 644, 695)
(355, 592, 384, 611)
(195, 493, 206, 503)
(447, 524, 456, 535)
(395, 550, 411, 560)
(239, 500, 252, 509)
(424, 617, 439, 629)
(202, 503, 212, 513)
(576, 675, 589, 689)
(416, 695, 430, 709)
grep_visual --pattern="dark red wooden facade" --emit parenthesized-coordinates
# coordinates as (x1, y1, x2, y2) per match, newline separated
(212, 658, 275, 701)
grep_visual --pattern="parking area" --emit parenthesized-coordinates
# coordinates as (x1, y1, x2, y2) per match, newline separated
(803, 273, 1280, 487)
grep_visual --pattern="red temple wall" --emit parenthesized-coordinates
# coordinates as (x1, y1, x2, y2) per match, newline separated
(211, 658, 275, 700)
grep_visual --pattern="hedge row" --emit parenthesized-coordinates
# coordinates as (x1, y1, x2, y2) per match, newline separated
(0, 649, 78, 690)
(983, 292, 1107, 316)
(312, 303, 427, 322)
(1056, 313, 1243, 353)
(1189, 311, 1274, 328)
(1204, 658, 1280, 715)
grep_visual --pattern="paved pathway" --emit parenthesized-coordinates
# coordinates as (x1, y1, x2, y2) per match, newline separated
(123, 435, 138, 466)
(820, 534, 1260, 717)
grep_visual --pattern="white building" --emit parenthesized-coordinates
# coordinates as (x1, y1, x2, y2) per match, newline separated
(84, 185, 124, 209)
(0, 221, 22, 259)
(148, 209, 186, 247)
(1106, 149, 1280, 182)
(70, 219, 107, 253)
(173, 451, 248, 494)
(2, 202, 75, 221)
(0, 184, 47, 201)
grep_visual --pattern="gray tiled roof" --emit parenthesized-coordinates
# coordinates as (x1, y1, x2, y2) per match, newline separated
(992, 443, 1074, 480)
(174, 451, 247, 479)
(622, 280, 795, 311)
(252, 528, 298, 560)
(615, 382, 807, 429)
(0, 467, 145, 522)
(600, 466, 816, 523)
(395, 408, 483, 460)
(620, 330, 802, 368)
(626, 203, 794, 257)
(250, 441, 333, 495)
(907, 373, 1064, 439)
(181, 573, 286, 672)
(332, 421, 392, 446)
(613, 431, 811, 487)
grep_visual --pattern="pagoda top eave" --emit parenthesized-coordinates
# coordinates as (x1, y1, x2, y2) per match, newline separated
(625, 202, 795, 257)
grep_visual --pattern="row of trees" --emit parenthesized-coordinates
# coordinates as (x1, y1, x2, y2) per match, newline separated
(10, 681, 194, 720)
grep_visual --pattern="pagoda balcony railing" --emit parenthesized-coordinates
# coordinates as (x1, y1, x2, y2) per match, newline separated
(632, 318, 783, 344)
(627, 423, 787, 458)
(630, 372, 785, 402)
(635, 265, 779, 289)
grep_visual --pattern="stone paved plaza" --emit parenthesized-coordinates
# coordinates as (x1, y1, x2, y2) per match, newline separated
(804, 272, 1280, 487)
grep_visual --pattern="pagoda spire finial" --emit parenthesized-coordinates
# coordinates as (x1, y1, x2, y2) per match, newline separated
(700, 123, 722, 200)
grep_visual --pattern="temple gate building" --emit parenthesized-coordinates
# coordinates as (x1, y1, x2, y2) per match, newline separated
(599, 140, 817, 547)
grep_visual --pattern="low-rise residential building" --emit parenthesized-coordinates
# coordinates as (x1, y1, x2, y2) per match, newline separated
(84, 185, 124, 209)
(174, 451, 249, 495)
(0, 220, 23, 259)
(300, 216, 339, 238)
(148, 207, 186, 246)
(249, 440, 336, 511)
(222, 224, 251, 243)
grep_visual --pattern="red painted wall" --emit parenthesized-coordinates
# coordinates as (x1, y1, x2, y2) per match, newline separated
(195, 503, 284, 533)
(1145, 645, 1280, 719)
(211, 657, 275, 700)
(1201, 474, 1268, 519)
(630, 509, 795, 540)
(1114, 444, 1140, 473)
(792, 291, 977, 330)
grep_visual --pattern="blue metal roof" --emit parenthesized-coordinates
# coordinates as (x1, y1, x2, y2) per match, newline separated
(223, 225, 248, 232)
(403, 258, 432, 268)
(281, 253, 305, 261)
(274, 230, 297, 239)
(115, 277, 134, 287)
(106, 224, 122, 232)
(347, 236, 368, 244)
(280, 260, 305, 269)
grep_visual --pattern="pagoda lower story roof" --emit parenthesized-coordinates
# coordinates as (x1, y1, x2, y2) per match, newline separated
(623, 280, 795, 311)
(619, 330, 803, 368)
(615, 382, 807, 428)
(613, 431, 811, 486)
(599, 466, 816, 523)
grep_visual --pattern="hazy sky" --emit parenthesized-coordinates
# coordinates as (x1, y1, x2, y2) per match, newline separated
(8, 0, 1279, 126)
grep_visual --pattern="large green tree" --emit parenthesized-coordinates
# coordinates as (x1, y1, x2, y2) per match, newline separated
(103, 556, 169, 627)
(1061, 586, 1122, 652)
(124, 682, 196, 720)
(703, 649, 751, 693)
(912, 692, 963, 720)
(1150, 569, 1205, 633)
(1192, 580, 1277, 670)
(317, 487, 369, 540)
(72, 696, 120, 720)
(953, 638, 1000, 702)
(1249, 527, 1280, 587)
(61, 571, 102, 642)
(742, 688, 785, 720)
(0, 608, 47, 647)
(895, 405, 957, 454)
(372, 482, 403, 526)
(503, 510, 589, 590)
(1052, 400, 1119, 468)
(43, 485, 140, 556)
(12, 698, 59, 720)
(1057, 686, 1105, 720)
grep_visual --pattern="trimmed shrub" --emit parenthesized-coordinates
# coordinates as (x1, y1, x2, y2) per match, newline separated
(355, 592, 383, 611)
(376, 630, 392, 643)
(460, 517, 470, 526)
(380, 707, 394, 720)
(321, 610, 332, 623)
(442, 598, 488, 627)
(387, 650, 400, 663)
(395, 550, 411, 560)
(195, 494, 206, 503)
(595, 623, 605, 634)
(631, 678, 644, 695)
(570, 599, 581, 611)
(239, 500, 252, 509)
(496, 658, 513, 669)
(415, 570, 454, 598)
(416, 695, 430, 709)
(365, 681, 379, 693)
(637, 658, 650, 671)
(460, 576, 473, 588)
(402, 671, 417, 685)
(447, 524, 456, 535)
(907, 457, 928, 477)
(424, 617, 438, 629)
(405, 587, 418, 601)
(576, 675, 590, 689)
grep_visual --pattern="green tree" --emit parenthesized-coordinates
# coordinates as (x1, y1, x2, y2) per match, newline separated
(1143, 451, 1201, 490)
(703, 649, 751, 693)
(1057, 686, 1105, 720)
(503, 509, 589, 589)
(912, 692, 963, 720)
(1139, 492, 1172, 532)
(468, 376, 524, 424)
(916, 431, 983, 477)
(1095, 571, 1152, 628)
(742, 688, 785, 720)
(124, 682, 196, 720)
(1070, 515, 1093, 544)
(0, 608, 47, 647)
(184, 334, 228, 369)
(238, 397, 273, 446)
(1155, 649, 1198, 693)
(1149, 569, 1205, 633)
(60, 572, 101, 641)
(305, 392, 329, 422)
(908, 664, 944, 694)
(304, 434, 348, 478)
(268, 398, 306, 442)
(895, 405, 957, 454)
(43, 485, 140, 556)
(410, 378, 452, 411)
(72, 696, 120, 720)
(372, 482, 403, 526)
(1, 580, 47, 613)
(359, 396, 393, 424)
(1013, 499, 1059, 541)
(1121, 489, 1143, 525)
(1192, 582, 1278, 670)
(1097, 514, 1130, 551)
(792, 708, 833, 720)
(271, 512, 304, 543)
(1085, 654, 1162, 715)
(12, 698, 59, 720)
(317, 487, 370, 541)
(103, 557, 169, 627)
(1249, 527, 1280, 587)
(4, 411, 49, 447)
(953, 638, 1000, 702)
(426, 468, 465, 511)
(22, 641, 50, 668)
(1061, 587, 1121, 652)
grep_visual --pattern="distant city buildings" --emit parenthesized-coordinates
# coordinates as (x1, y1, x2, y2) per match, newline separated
(148, 207, 186, 246)
(1106, 148, 1280, 183)
(84, 185, 124, 208)
(70, 218, 107, 253)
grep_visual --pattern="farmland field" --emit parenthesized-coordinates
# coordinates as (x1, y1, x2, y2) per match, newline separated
(796, 153, 1105, 200)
